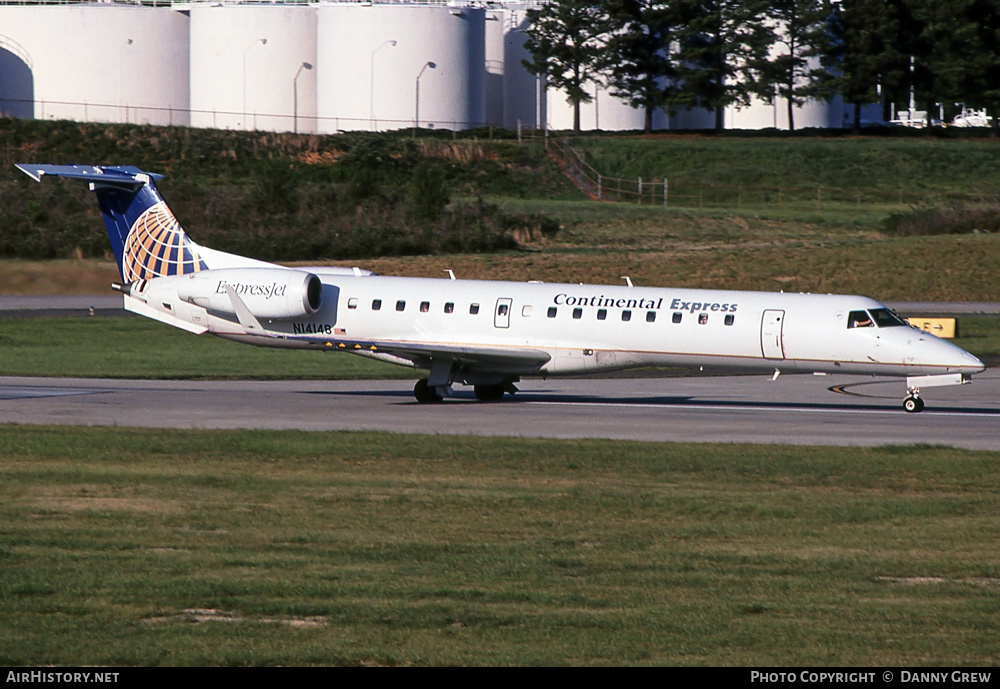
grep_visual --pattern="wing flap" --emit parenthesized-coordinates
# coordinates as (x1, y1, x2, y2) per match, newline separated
(333, 338, 551, 373)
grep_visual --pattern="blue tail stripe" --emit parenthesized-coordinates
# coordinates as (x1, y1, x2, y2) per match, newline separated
(15, 164, 204, 282)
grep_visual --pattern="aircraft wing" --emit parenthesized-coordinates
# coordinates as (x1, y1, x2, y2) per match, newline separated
(335, 338, 552, 374)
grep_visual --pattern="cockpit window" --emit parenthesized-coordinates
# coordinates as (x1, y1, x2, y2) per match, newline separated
(869, 308, 906, 328)
(848, 311, 873, 328)
(848, 308, 906, 329)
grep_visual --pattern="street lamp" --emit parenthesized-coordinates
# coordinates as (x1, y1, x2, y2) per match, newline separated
(243, 37, 267, 130)
(369, 39, 397, 130)
(293, 61, 313, 134)
(414, 61, 436, 131)
(119, 38, 133, 124)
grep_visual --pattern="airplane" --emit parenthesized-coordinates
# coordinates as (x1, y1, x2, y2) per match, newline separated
(16, 163, 986, 412)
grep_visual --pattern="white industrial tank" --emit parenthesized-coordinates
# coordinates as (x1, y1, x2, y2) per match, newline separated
(726, 92, 845, 131)
(500, 6, 546, 130)
(546, 79, 668, 132)
(484, 8, 506, 127)
(0, 4, 189, 126)
(315, 4, 485, 133)
(189, 4, 317, 133)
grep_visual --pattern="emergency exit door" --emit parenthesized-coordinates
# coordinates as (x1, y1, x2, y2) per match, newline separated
(494, 298, 512, 328)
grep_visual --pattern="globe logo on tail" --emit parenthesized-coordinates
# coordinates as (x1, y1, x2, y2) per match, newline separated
(122, 202, 208, 281)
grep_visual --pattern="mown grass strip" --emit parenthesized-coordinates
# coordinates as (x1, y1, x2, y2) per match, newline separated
(1, 426, 998, 666)
(0, 315, 410, 380)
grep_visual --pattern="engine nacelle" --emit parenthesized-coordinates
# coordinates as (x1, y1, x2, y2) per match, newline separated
(175, 268, 322, 320)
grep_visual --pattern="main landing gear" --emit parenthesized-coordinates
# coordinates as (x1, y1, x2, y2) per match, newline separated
(473, 383, 506, 402)
(413, 378, 443, 404)
(412, 378, 516, 403)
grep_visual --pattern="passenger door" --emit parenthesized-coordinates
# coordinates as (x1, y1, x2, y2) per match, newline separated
(760, 309, 785, 359)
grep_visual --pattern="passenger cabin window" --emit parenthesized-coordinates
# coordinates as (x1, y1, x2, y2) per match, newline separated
(646, 311, 656, 323)
(420, 301, 430, 313)
(396, 300, 406, 312)
(372, 299, 382, 311)
(724, 314, 735, 326)
(444, 302, 454, 314)
(698, 313, 708, 325)
(573, 307, 583, 320)
(622, 310, 632, 322)
(547, 307, 557, 318)
(498, 304, 509, 317)
(597, 308, 607, 321)
(348, 298, 358, 310)
(672, 312, 682, 324)
(522, 305, 533, 317)
(470, 304, 480, 315)
(848, 310, 873, 328)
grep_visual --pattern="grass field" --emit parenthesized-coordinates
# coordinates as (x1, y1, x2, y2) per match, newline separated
(1, 314, 998, 379)
(2, 426, 998, 666)
(3, 128, 999, 666)
(573, 136, 1000, 197)
(0, 315, 409, 380)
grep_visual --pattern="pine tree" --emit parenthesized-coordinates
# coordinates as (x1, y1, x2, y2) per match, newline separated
(671, 0, 775, 131)
(908, 0, 1000, 131)
(833, 0, 906, 132)
(763, 0, 839, 131)
(522, 0, 609, 134)
(600, 0, 681, 133)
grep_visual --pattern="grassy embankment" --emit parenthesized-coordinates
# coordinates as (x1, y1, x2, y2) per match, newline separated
(2, 119, 999, 301)
(2, 426, 998, 666)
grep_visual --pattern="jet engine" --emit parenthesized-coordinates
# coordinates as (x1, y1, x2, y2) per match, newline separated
(175, 268, 322, 320)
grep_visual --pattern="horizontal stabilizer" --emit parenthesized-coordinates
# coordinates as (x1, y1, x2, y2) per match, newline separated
(16, 164, 162, 187)
(123, 295, 208, 335)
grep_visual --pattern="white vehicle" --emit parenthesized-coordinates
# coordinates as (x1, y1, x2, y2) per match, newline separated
(17, 164, 985, 412)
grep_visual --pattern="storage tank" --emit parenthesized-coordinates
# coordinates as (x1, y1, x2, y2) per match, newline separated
(671, 106, 717, 131)
(189, 4, 317, 133)
(501, 6, 545, 130)
(726, 25, 842, 131)
(484, 8, 505, 126)
(546, 79, 667, 132)
(316, 4, 485, 133)
(0, 5, 189, 126)
(727, 91, 844, 131)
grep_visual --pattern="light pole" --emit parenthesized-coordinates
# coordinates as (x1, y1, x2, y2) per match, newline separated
(243, 37, 267, 131)
(414, 61, 436, 131)
(293, 61, 313, 134)
(119, 38, 132, 124)
(369, 39, 396, 130)
(594, 83, 600, 131)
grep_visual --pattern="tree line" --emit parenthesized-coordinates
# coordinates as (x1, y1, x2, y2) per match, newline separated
(522, 0, 1000, 134)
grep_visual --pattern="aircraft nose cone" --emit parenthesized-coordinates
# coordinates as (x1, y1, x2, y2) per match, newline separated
(939, 340, 985, 373)
(961, 350, 986, 373)
(912, 335, 985, 374)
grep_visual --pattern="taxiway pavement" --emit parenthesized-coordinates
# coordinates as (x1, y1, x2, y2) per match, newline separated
(2, 373, 998, 450)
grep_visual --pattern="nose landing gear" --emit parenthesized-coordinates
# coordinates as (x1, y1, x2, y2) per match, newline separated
(903, 388, 924, 413)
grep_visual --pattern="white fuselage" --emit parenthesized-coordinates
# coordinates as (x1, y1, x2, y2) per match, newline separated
(128, 271, 985, 382)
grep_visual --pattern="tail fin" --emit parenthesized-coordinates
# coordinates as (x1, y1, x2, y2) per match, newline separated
(16, 164, 207, 282)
